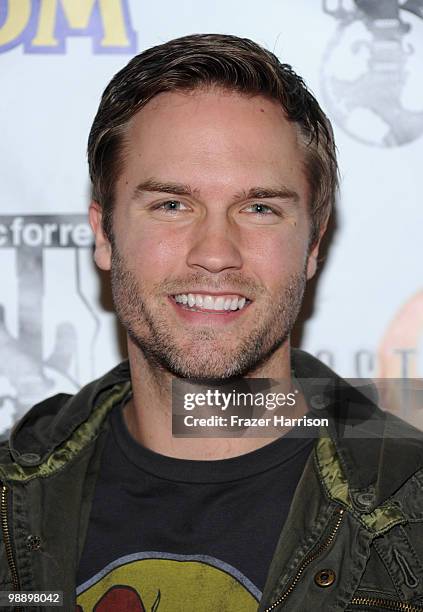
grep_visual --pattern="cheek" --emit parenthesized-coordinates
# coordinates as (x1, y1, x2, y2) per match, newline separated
(244, 227, 309, 279)
(122, 225, 187, 275)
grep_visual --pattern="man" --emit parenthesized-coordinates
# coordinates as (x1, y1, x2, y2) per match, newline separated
(1, 33, 423, 612)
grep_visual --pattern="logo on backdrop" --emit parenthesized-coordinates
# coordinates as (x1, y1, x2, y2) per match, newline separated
(0, 214, 97, 436)
(321, 0, 423, 146)
(0, 0, 136, 54)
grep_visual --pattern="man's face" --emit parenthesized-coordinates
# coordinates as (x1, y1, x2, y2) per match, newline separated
(91, 88, 321, 380)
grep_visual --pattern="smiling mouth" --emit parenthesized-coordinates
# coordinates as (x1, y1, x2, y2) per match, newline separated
(170, 292, 252, 314)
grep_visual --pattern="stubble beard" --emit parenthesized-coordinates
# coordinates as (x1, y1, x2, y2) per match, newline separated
(110, 246, 307, 382)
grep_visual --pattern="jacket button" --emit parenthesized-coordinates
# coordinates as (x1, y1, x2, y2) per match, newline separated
(314, 568, 336, 587)
(26, 535, 41, 551)
(354, 492, 375, 509)
(19, 453, 41, 466)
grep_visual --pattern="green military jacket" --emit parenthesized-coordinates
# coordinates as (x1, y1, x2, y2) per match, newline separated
(1, 349, 423, 611)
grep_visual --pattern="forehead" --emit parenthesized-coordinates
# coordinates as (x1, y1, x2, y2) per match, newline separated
(121, 88, 307, 195)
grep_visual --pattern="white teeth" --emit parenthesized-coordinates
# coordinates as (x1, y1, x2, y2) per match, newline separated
(203, 295, 214, 309)
(173, 293, 249, 311)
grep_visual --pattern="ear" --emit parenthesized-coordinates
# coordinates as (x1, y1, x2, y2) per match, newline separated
(89, 201, 112, 271)
(306, 222, 328, 280)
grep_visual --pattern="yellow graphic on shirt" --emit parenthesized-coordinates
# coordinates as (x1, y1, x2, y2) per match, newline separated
(76, 555, 260, 611)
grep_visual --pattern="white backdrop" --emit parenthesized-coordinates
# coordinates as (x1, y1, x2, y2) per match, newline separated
(1, 0, 422, 434)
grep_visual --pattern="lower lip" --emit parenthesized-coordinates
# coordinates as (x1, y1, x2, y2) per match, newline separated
(168, 297, 251, 324)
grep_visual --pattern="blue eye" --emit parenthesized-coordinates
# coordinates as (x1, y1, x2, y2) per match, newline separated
(245, 203, 275, 215)
(156, 200, 187, 212)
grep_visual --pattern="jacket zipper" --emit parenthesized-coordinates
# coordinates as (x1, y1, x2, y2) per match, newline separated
(350, 597, 423, 611)
(1, 484, 20, 591)
(264, 507, 344, 611)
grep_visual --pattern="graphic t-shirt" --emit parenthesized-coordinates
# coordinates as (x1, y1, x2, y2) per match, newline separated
(76, 399, 315, 611)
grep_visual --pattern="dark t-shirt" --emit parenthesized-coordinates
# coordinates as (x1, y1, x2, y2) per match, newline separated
(76, 400, 315, 612)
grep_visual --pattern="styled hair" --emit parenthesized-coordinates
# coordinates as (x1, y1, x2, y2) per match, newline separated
(88, 33, 338, 247)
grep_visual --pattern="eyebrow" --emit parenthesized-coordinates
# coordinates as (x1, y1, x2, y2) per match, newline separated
(132, 178, 197, 199)
(131, 178, 299, 203)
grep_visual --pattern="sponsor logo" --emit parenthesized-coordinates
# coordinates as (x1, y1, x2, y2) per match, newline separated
(0, 214, 97, 436)
(0, 0, 137, 54)
(321, 0, 423, 146)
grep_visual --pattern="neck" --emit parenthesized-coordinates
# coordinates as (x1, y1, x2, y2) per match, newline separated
(123, 338, 307, 460)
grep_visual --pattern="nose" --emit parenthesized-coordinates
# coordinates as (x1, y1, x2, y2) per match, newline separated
(186, 215, 243, 273)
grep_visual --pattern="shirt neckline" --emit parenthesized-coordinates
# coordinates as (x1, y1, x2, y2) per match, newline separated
(110, 400, 316, 484)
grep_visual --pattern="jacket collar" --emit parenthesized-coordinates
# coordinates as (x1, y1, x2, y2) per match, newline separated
(6, 360, 131, 468)
(292, 349, 423, 511)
